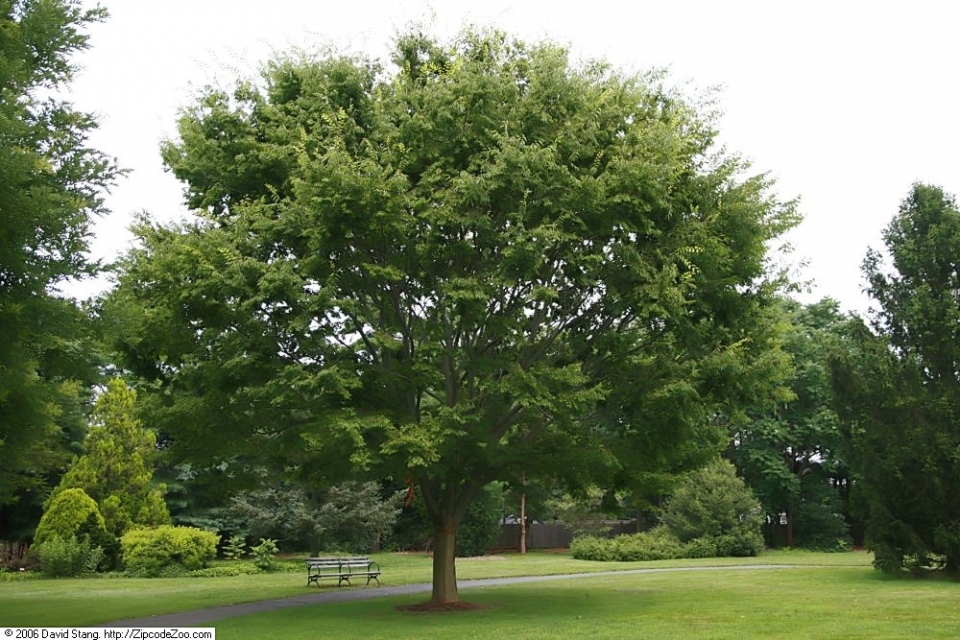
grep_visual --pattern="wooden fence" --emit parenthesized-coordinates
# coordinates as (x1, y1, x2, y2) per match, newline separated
(490, 520, 640, 551)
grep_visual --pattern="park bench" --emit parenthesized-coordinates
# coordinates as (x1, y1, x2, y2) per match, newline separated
(306, 556, 381, 588)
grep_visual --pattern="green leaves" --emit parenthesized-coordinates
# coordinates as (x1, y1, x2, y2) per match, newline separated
(661, 458, 764, 554)
(729, 299, 851, 546)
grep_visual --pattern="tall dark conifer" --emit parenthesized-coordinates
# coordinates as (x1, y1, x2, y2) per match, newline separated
(0, 1, 118, 531)
(834, 184, 960, 573)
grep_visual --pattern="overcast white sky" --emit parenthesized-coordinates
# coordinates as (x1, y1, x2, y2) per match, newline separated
(69, 0, 960, 314)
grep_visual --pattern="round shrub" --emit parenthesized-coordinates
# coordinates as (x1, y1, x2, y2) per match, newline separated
(662, 459, 764, 557)
(121, 525, 219, 576)
(34, 488, 106, 546)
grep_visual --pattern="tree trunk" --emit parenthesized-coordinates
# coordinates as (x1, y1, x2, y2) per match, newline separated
(785, 506, 795, 548)
(431, 522, 459, 604)
(519, 490, 527, 554)
(945, 553, 959, 576)
(420, 477, 478, 605)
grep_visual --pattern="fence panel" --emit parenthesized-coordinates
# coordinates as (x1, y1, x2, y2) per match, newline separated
(490, 521, 639, 552)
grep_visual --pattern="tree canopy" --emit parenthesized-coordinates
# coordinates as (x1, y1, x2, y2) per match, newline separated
(0, 0, 117, 522)
(104, 29, 796, 603)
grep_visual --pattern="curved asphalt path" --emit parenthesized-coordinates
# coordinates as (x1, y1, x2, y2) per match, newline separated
(106, 564, 798, 627)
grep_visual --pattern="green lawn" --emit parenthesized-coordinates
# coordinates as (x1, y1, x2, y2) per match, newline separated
(4, 549, 955, 638)
(216, 566, 960, 639)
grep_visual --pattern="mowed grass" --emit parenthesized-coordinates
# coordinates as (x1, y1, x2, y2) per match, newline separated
(215, 565, 960, 639)
(3, 549, 954, 637)
(1, 549, 863, 626)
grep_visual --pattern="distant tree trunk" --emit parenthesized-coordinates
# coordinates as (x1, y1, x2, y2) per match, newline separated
(786, 505, 795, 548)
(946, 553, 959, 576)
(519, 488, 527, 554)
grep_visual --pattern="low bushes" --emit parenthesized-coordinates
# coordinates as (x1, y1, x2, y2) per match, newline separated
(186, 561, 277, 577)
(121, 526, 219, 576)
(571, 525, 764, 562)
(34, 489, 120, 575)
(571, 527, 690, 562)
(569, 534, 619, 561)
(35, 536, 104, 577)
(608, 527, 690, 561)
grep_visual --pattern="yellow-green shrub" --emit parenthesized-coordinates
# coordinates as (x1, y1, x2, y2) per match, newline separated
(121, 525, 219, 576)
(34, 488, 107, 546)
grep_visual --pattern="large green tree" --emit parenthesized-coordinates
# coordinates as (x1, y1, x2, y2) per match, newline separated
(832, 183, 960, 573)
(0, 0, 117, 526)
(104, 30, 795, 604)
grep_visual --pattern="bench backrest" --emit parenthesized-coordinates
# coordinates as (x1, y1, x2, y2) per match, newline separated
(307, 556, 372, 568)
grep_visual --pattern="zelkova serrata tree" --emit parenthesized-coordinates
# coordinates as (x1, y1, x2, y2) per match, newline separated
(105, 30, 795, 604)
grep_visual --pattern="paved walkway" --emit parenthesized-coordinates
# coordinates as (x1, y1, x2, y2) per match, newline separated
(106, 564, 796, 627)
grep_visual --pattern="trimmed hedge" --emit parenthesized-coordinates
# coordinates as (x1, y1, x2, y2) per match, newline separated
(609, 527, 689, 561)
(121, 526, 219, 576)
(571, 527, 689, 562)
(570, 525, 763, 562)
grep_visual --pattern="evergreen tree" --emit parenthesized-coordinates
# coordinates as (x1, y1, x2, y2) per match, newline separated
(52, 379, 170, 537)
(833, 184, 960, 573)
(0, 0, 118, 528)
